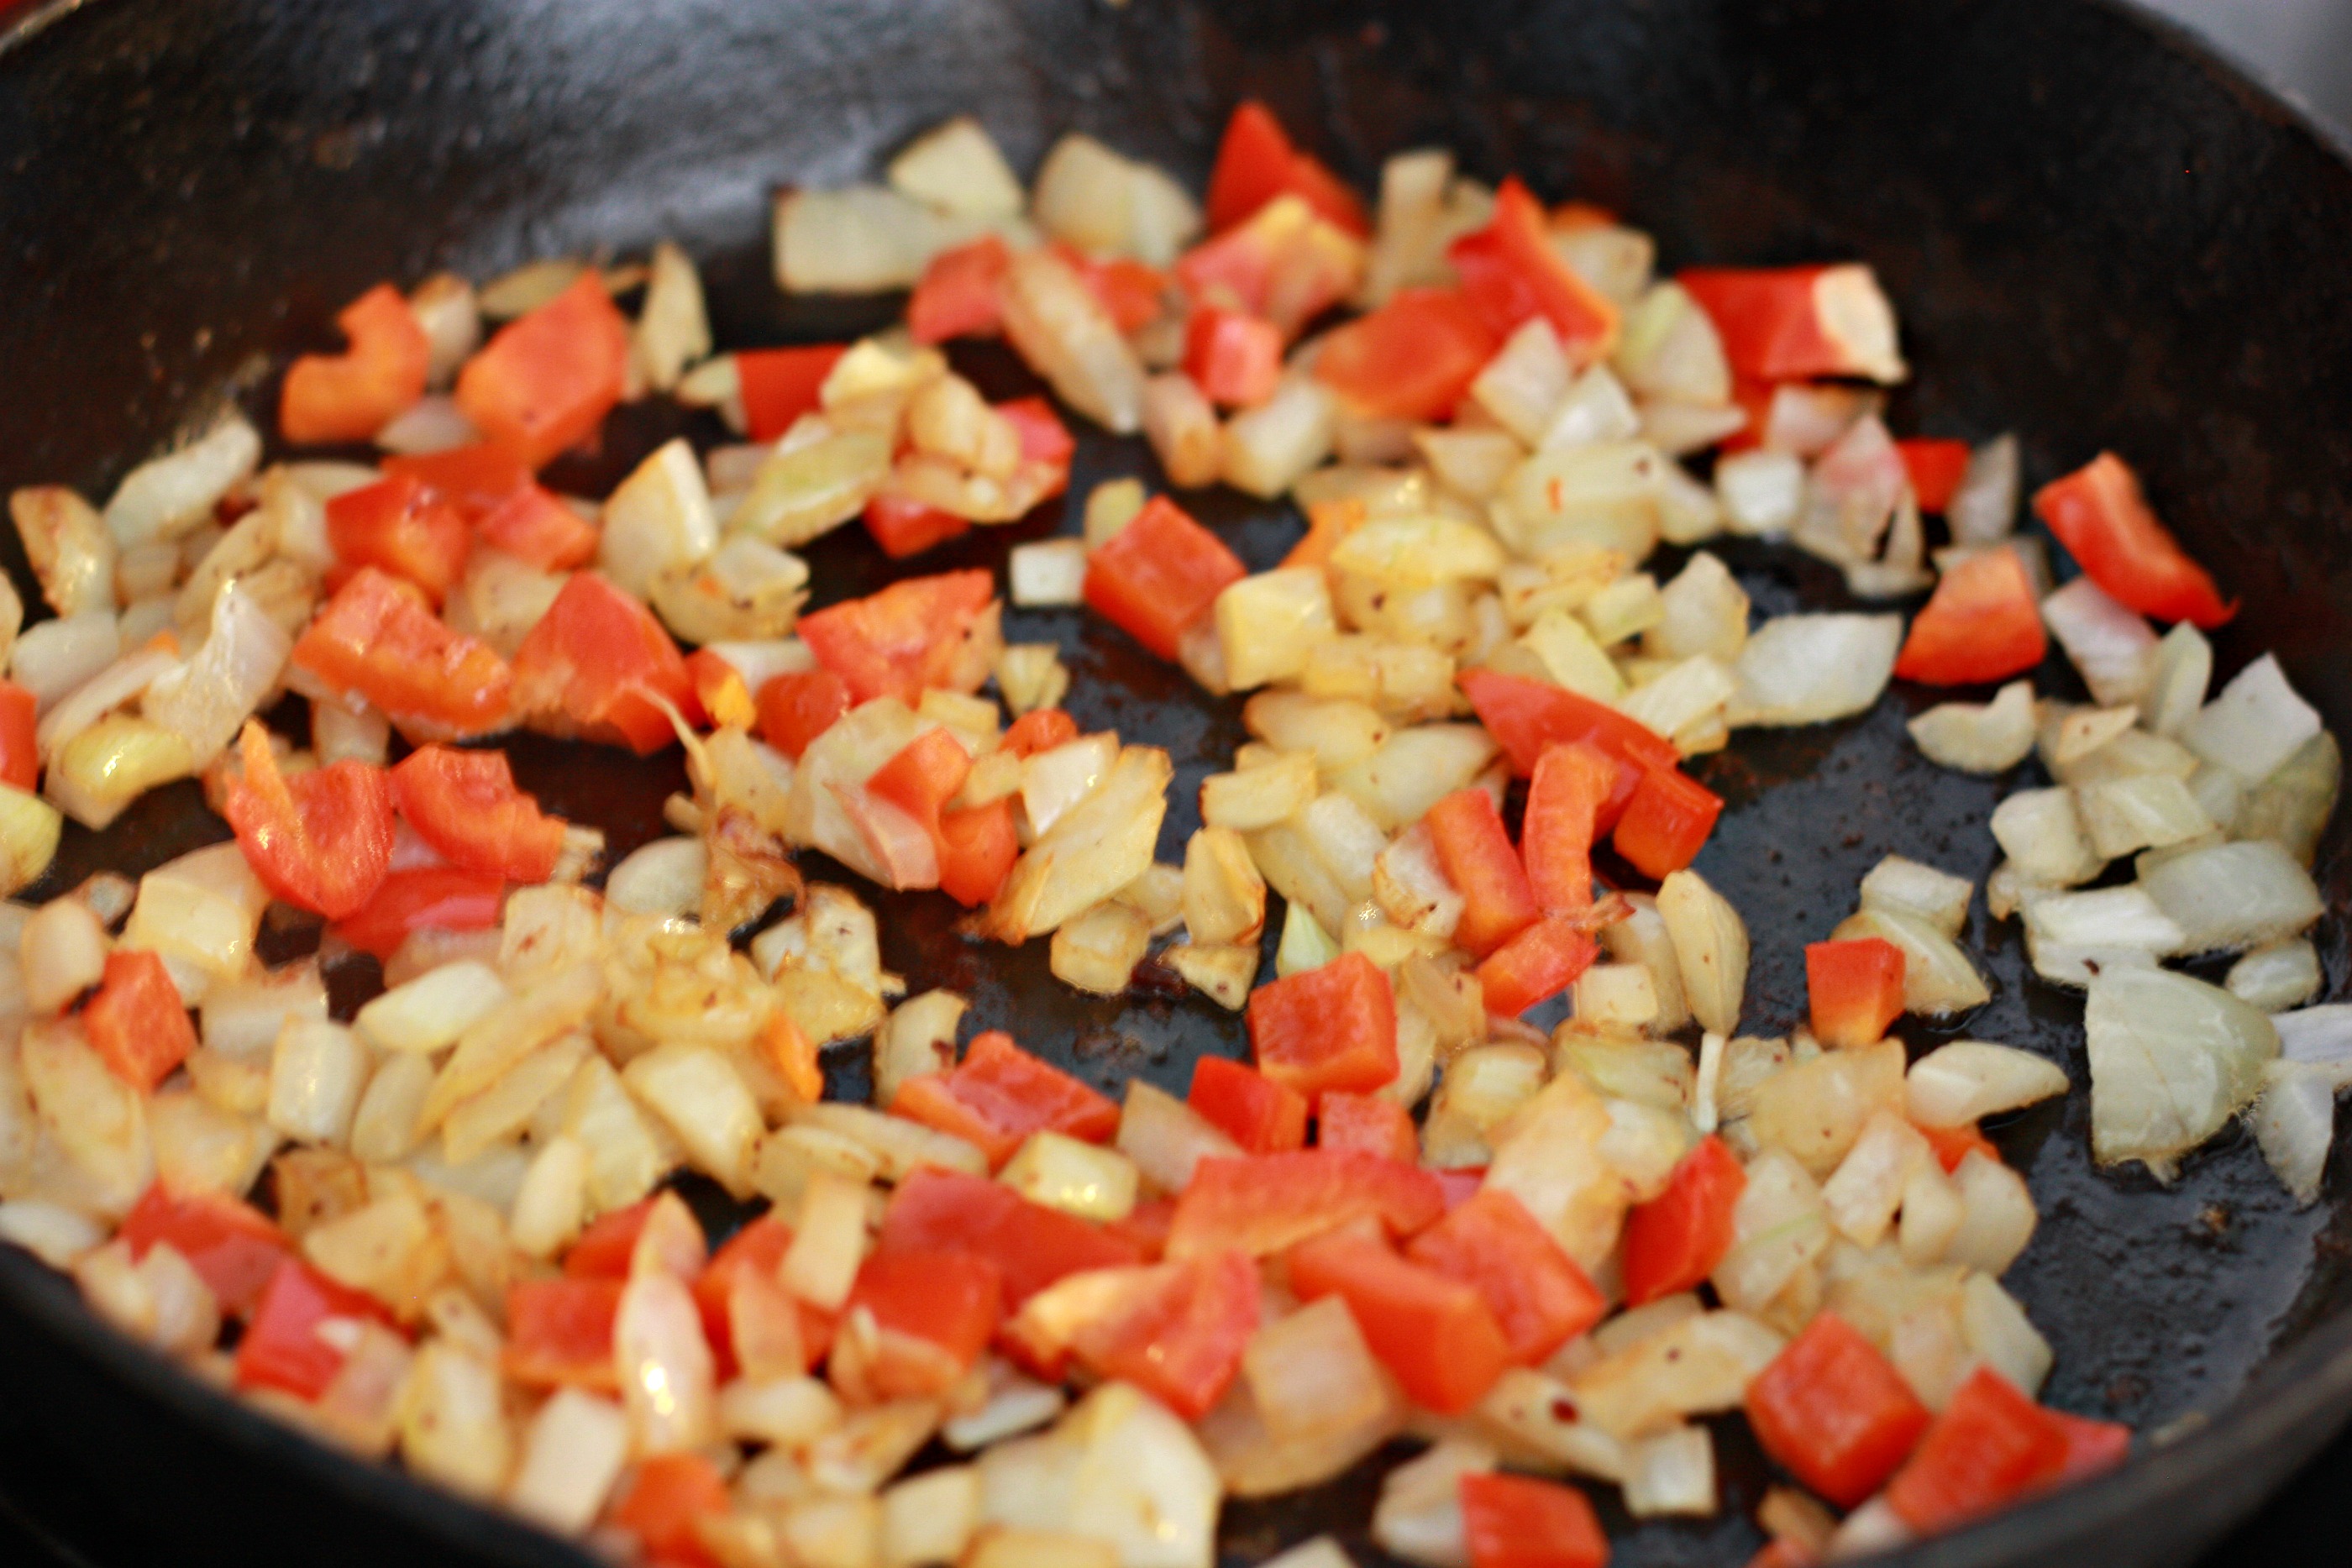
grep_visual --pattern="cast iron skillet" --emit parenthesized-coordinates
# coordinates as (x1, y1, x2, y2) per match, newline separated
(0, 0, 2349, 1564)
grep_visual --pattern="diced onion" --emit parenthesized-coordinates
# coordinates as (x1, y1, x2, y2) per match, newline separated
(142, 581, 291, 766)
(1908, 679, 2037, 774)
(2181, 653, 2323, 783)
(1727, 613, 1902, 727)
(2040, 577, 2157, 707)
(1115, 1080, 1241, 1193)
(2086, 966, 2279, 1174)
(2227, 941, 2322, 1013)
(102, 416, 261, 548)
(1906, 1041, 2070, 1126)
(1831, 907, 1989, 1015)
(2250, 1061, 2336, 1207)
(2138, 838, 2323, 955)
(10, 611, 121, 711)
(1656, 868, 1748, 1037)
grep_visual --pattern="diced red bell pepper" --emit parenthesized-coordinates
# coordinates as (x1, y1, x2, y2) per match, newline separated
(1425, 788, 1540, 957)
(1316, 1090, 1419, 1163)
(876, 1167, 1142, 1309)
(1053, 242, 1169, 334)
(1474, 917, 1599, 1018)
(503, 1276, 625, 1391)
(1288, 1223, 1511, 1413)
(2032, 452, 2235, 627)
(1246, 952, 1399, 1102)
(1678, 264, 1900, 385)
(511, 570, 698, 754)
(0, 681, 37, 792)
(391, 743, 567, 883)
(1063, 1251, 1259, 1419)
(1458, 1471, 1610, 1568)
(1447, 178, 1619, 360)
(1081, 495, 1246, 661)
(1807, 937, 1908, 1048)
(1164, 1148, 1445, 1260)
(1523, 743, 1617, 916)
(1000, 396, 1077, 471)
(381, 441, 534, 522)
(863, 492, 972, 559)
(1885, 1366, 2072, 1533)
(909, 236, 1011, 345)
(1620, 1135, 1747, 1308)
(690, 1216, 836, 1378)
(845, 1246, 1004, 1387)
(2050, 1408, 2133, 1483)
(1405, 1187, 1604, 1365)
(1183, 307, 1284, 408)
(1312, 287, 1499, 422)
(475, 484, 601, 571)
(220, 720, 396, 921)
(1896, 438, 1972, 513)
(1175, 195, 1362, 336)
(888, 1029, 1119, 1170)
(866, 726, 973, 849)
(563, 1198, 656, 1280)
(1106, 1198, 1176, 1262)
(1612, 763, 1724, 880)
(1746, 1312, 1933, 1508)
(120, 1183, 289, 1317)
(328, 865, 506, 961)
(324, 474, 470, 605)
(1459, 668, 1680, 810)
(738, 343, 848, 442)
(279, 283, 431, 445)
(454, 272, 631, 469)
(291, 568, 514, 742)
(81, 949, 196, 1092)
(754, 669, 852, 759)
(1205, 100, 1370, 238)
(611, 1451, 729, 1568)
(1893, 545, 2048, 686)
(798, 569, 998, 705)
(233, 1256, 396, 1402)
(685, 650, 756, 732)
(1919, 1120, 2000, 1174)
(1189, 1056, 1309, 1154)
(1001, 707, 1079, 759)
(937, 798, 1019, 908)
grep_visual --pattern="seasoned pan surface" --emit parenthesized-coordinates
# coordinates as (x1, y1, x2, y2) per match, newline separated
(1, 2, 2349, 1565)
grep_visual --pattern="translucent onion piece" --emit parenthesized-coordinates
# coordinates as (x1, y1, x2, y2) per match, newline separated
(1859, 854, 1973, 937)
(2086, 966, 2279, 1173)
(2181, 653, 2323, 783)
(1906, 1041, 2070, 1127)
(2275, 1004, 2352, 1087)
(1946, 433, 2019, 545)
(2228, 941, 2323, 1013)
(2250, 1061, 2337, 1207)
(1656, 868, 1748, 1037)
(142, 581, 291, 767)
(102, 416, 262, 548)
(1831, 907, 1990, 1015)
(2138, 839, 2323, 955)
(1727, 612, 1902, 727)
(1907, 678, 2037, 774)
(2040, 576, 2157, 707)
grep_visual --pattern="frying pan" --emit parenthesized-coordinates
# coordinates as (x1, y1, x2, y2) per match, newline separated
(0, 0, 2347, 1564)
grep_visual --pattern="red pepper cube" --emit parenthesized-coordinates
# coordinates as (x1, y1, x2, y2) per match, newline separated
(1063, 1251, 1259, 1419)
(0, 681, 36, 792)
(1458, 1471, 1609, 1568)
(611, 1451, 731, 1566)
(234, 1256, 396, 1402)
(1188, 1056, 1309, 1154)
(908, 237, 1010, 346)
(863, 492, 973, 560)
(1446, 178, 1619, 360)
(1474, 916, 1599, 1019)
(937, 798, 1019, 909)
(1312, 287, 1498, 422)
(877, 1167, 1142, 1310)
(1885, 1366, 2073, 1532)
(1205, 100, 1369, 238)
(1620, 1135, 1747, 1308)
(1424, 788, 1540, 957)
(737, 343, 849, 441)
(392, 742, 567, 884)
(454, 272, 630, 469)
(81, 949, 197, 1092)
(220, 721, 398, 922)
(504, 1276, 626, 1392)
(888, 1030, 1119, 1170)
(1893, 544, 2048, 686)
(324, 473, 471, 605)
(328, 866, 506, 961)
(1522, 743, 1618, 915)
(755, 669, 853, 760)
(2032, 452, 2234, 628)
(475, 483, 600, 571)
(564, 1198, 657, 1279)
(1678, 263, 1902, 385)
(1287, 1224, 1511, 1414)
(290, 567, 514, 742)
(796, 568, 998, 706)
(119, 1183, 289, 1317)
(1807, 936, 1908, 1048)
(1164, 1149, 1446, 1261)
(1611, 763, 1724, 880)
(844, 1246, 1004, 1396)
(1315, 1090, 1419, 1164)
(279, 283, 431, 446)
(1745, 1311, 1933, 1508)
(1183, 307, 1284, 408)
(1405, 1187, 1604, 1366)
(1081, 496, 1246, 661)
(1896, 437, 1972, 512)
(511, 570, 700, 755)
(1246, 951, 1399, 1101)
(1458, 667, 1679, 805)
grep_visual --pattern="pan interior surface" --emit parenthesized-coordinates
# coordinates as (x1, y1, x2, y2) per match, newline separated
(0, 2, 2349, 1566)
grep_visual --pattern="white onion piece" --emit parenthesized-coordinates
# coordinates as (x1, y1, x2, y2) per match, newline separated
(1470, 318, 1570, 446)
(2073, 774, 2212, 859)
(1946, 1149, 2037, 1276)
(2087, 966, 2279, 1173)
(2139, 839, 2323, 954)
(1009, 539, 1089, 608)
(1946, 433, 2019, 544)
(102, 416, 261, 547)
(612, 1269, 716, 1453)
(888, 116, 1026, 223)
(2250, 1061, 2337, 1207)
(2145, 621, 2212, 738)
(2040, 577, 2157, 707)
(142, 582, 291, 767)
(1372, 1438, 1494, 1568)
(2181, 653, 2323, 783)
(1859, 855, 1973, 937)
(1621, 1425, 1715, 1518)
(374, 395, 480, 455)
(1832, 907, 1990, 1015)
(507, 1387, 628, 1535)
(1115, 1080, 1241, 1193)
(1907, 1041, 2070, 1127)
(1908, 679, 2037, 774)
(2228, 941, 2323, 1014)
(2275, 1004, 2352, 1087)
(1793, 415, 1903, 564)
(1959, 1274, 2053, 1397)
(34, 644, 178, 760)
(999, 248, 1147, 435)
(1990, 787, 2103, 887)
(602, 836, 707, 918)
(1727, 613, 1902, 727)
(10, 611, 121, 711)
(1657, 868, 1747, 1037)
(1224, 378, 1337, 500)
(2022, 885, 2187, 987)
(1715, 449, 1804, 537)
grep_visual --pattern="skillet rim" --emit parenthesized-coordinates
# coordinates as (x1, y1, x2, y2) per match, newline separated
(0, 0, 2346, 1563)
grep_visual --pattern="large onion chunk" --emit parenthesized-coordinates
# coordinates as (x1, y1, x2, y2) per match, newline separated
(2086, 966, 2279, 1174)
(1906, 1041, 2069, 1127)
(2250, 1062, 2338, 1207)
(2138, 838, 2323, 955)
(2181, 653, 2322, 783)
(1726, 613, 1902, 727)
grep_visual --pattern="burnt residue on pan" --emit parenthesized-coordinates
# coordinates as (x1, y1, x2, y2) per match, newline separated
(2, 3, 2350, 1568)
